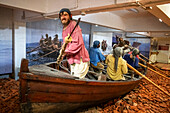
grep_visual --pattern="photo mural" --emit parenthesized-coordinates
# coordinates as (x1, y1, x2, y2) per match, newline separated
(26, 33, 63, 66)
(0, 30, 12, 74)
(26, 19, 90, 66)
(112, 33, 122, 46)
(127, 38, 150, 58)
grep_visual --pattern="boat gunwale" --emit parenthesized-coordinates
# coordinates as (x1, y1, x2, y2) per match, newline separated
(19, 59, 143, 87)
(19, 71, 142, 86)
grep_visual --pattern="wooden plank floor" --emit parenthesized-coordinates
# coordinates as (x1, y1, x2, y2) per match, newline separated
(0, 69, 170, 113)
(155, 63, 170, 70)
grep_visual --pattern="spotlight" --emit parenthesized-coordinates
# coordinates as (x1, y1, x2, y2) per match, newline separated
(159, 19, 163, 22)
(145, 6, 152, 10)
(136, 1, 152, 10)
(81, 11, 86, 16)
(165, 33, 169, 36)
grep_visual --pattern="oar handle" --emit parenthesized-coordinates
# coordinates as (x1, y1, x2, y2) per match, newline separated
(127, 63, 170, 96)
(31, 49, 57, 61)
(139, 53, 153, 63)
(139, 63, 170, 80)
(139, 57, 169, 76)
(27, 41, 48, 54)
(27, 46, 40, 54)
(69, 18, 81, 39)
(56, 42, 68, 64)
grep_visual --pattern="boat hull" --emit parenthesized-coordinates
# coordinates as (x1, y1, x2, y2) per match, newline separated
(19, 59, 142, 112)
(19, 71, 141, 113)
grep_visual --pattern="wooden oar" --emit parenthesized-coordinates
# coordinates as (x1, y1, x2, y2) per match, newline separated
(27, 46, 41, 54)
(56, 18, 81, 64)
(139, 63, 170, 80)
(139, 53, 154, 63)
(27, 41, 48, 54)
(139, 57, 169, 76)
(127, 63, 170, 96)
(139, 54, 168, 76)
(31, 49, 57, 61)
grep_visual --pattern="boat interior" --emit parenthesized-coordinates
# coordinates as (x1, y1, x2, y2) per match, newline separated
(26, 59, 147, 82)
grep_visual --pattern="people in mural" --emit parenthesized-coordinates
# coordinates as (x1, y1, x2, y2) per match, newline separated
(47, 36, 53, 50)
(52, 34, 62, 50)
(39, 34, 61, 52)
(105, 47, 128, 81)
(118, 38, 125, 47)
(101, 40, 107, 51)
(39, 35, 46, 48)
(59, 8, 90, 79)
(116, 35, 119, 44)
(89, 40, 105, 74)
(121, 40, 131, 56)
(44, 34, 49, 43)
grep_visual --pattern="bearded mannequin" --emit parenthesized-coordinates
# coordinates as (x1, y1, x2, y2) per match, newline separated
(59, 8, 90, 79)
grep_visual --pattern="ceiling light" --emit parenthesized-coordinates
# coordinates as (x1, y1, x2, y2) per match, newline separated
(81, 11, 86, 16)
(136, 1, 152, 10)
(165, 33, 169, 36)
(145, 6, 152, 10)
(159, 19, 163, 22)
(95, 25, 98, 27)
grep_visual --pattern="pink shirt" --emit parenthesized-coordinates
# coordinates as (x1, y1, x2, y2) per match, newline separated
(62, 20, 90, 64)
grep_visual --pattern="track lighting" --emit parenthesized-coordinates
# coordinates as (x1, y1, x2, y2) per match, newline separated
(81, 11, 86, 16)
(136, 1, 152, 10)
(159, 19, 163, 22)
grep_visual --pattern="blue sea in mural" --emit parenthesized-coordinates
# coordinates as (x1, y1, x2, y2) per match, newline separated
(0, 40, 12, 74)
(128, 38, 150, 58)
(139, 43, 150, 58)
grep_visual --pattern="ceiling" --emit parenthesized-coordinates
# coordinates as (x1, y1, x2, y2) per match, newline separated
(108, 6, 170, 37)
(0, 0, 170, 38)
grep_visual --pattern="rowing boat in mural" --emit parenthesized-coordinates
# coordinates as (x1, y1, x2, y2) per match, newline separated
(19, 59, 145, 113)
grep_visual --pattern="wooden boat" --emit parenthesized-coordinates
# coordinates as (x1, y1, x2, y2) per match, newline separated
(19, 59, 144, 113)
(38, 48, 59, 58)
(38, 39, 62, 58)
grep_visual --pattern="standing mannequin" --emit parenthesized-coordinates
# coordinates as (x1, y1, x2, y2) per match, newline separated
(59, 8, 90, 79)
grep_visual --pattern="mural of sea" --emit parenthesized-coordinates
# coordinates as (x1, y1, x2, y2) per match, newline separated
(0, 40, 12, 74)
(26, 42, 60, 66)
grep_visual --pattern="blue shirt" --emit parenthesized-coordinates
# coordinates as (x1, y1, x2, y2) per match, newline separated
(123, 54, 139, 69)
(89, 47, 105, 66)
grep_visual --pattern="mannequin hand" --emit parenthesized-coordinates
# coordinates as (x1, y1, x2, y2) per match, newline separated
(65, 33, 72, 43)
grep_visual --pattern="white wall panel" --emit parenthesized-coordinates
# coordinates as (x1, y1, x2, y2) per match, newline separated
(14, 22, 26, 79)
(92, 32, 112, 55)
